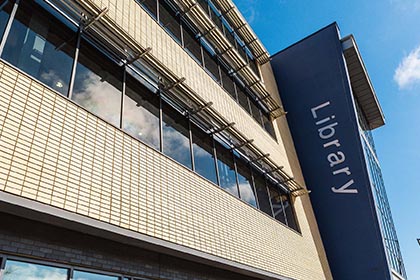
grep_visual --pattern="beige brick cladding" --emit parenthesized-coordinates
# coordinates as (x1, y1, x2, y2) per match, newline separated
(0, 62, 329, 279)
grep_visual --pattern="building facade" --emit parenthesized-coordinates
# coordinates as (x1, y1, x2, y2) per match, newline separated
(0, 0, 332, 280)
(271, 24, 406, 280)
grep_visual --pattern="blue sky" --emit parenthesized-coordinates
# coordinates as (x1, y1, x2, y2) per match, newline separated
(232, 0, 420, 278)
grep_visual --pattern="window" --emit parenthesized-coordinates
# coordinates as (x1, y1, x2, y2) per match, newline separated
(202, 41, 220, 82)
(282, 193, 299, 231)
(139, 0, 157, 19)
(1, 0, 76, 96)
(235, 156, 257, 207)
(0, 0, 13, 39)
(192, 124, 217, 184)
(236, 85, 251, 114)
(159, 0, 182, 43)
(123, 74, 160, 150)
(71, 39, 123, 127)
(253, 173, 273, 216)
(3, 259, 68, 280)
(162, 102, 192, 168)
(182, 23, 202, 65)
(73, 270, 118, 280)
(262, 114, 276, 139)
(269, 186, 287, 225)
(215, 143, 238, 197)
(249, 99, 262, 125)
(220, 63, 236, 99)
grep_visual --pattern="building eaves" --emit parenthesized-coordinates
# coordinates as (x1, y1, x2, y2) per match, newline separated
(341, 35, 385, 130)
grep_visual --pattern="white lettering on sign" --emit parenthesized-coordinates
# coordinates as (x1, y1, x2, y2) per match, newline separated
(311, 101, 358, 194)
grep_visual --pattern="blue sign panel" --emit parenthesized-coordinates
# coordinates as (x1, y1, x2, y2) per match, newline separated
(271, 23, 391, 280)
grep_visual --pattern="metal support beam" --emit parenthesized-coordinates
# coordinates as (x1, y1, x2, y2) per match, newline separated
(266, 166, 284, 174)
(127, 47, 152, 64)
(249, 153, 270, 164)
(246, 80, 260, 90)
(219, 46, 233, 55)
(210, 122, 235, 135)
(245, 37, 258, 46)
(190, 102, 213, 115)
(199, 26, 216, 39)
(184, 2, 198, 15)
(282, 177, 294, 184)
(83, 7, 109, 31)
(233, 23, 247, 32)
(220, 6, 235, 17)
(231, 139, 254, 150)
(232, 63, 249, 75)
(163, 77, 186, 91)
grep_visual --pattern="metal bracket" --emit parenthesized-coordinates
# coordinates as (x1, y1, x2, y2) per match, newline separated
(82, 7, 109, 31)
(199, 26, 216, 39)
(232, 63, 249, 75)
(127, 47, 152, 64)
(266, 166, 284, 174)
(231, 139, 254, 150)
(184, 2, 198, 15)
(234, 23, 247, 32)
(220, 6, 235, 17)
(190, 102, 213, 115)
(249, 153, 270, 164)
(210, 122, 235, 135)
(163, 77, 186, 91)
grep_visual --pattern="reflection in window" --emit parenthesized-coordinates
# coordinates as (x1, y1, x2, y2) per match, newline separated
(202, 41, 220, 81)
(250, 100, 262, 125)
(0, 0, 13, 38)
(73, 270, 118, 280)
(162, 102, 192, 168)
(3, 260, 68, 280)
(72, 39, 123, 127)
(192, 125, 217, 184)
(123, 74, 160, 150)
(1, 0, 75, 96)
(235, 157, 257, 207)
(216, 143, 238, 197)
(254, 174, 273, 216)
(269, 186, 287, 225)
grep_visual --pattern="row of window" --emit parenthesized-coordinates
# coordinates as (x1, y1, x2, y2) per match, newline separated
(0, 0, 297, 230)
(196, 0, 260, 74)
(0, 257, 143, 280)
(138, 0, 276, 139)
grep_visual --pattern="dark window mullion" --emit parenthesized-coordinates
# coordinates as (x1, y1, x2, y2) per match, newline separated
(67, 28, 82, 99)
(159, 92, 163, 153)
(250, 168, 260, 209)
(188, 116, 195, 171)
(232, 152, 241, 200)
(119, 66, 126, 129)
(212, 137, 220, 186)
(0, 0, 19, 55)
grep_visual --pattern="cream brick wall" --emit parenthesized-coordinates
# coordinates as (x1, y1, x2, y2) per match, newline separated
(0, 62, 329, 279)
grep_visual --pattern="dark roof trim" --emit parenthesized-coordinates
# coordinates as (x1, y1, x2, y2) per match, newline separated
(341, 35, 385, 130)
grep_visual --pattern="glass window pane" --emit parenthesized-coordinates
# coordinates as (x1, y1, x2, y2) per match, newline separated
(220, 64, 236, 99)
(3, 260, 68, 280)
(235, 158, 257, 207)
(139, 0, 157, 19)
(262, 113, 276, 139)
(282, 193, 299, 231)
(254, 173, 273, 216)
(182, 23, 202, 65)
(216, 143, 238, 197)
(249, 100, 262, 125)
(269, 186, 287, 224)
(1, 0, 76, 96)
(72, 39, 123, 127)
(202, 42, 220, 82)
(0, 0, 13, 37)
(192, 125, 217, 184)
(74, 270, 118, 280)
(162, 102, 192, 168)
(123, 75, 160, 149)
(159, 0, 181, 43)
(236, 85, 251, 114)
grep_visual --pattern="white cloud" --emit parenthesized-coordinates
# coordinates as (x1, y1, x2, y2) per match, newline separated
(394, 45, 420, 90)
